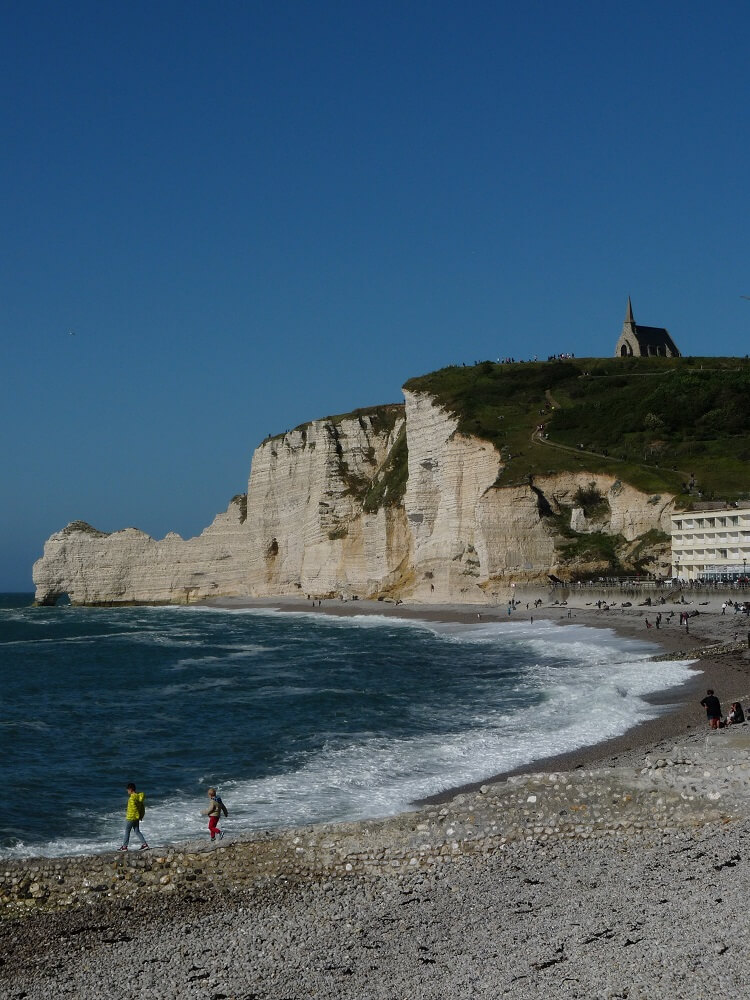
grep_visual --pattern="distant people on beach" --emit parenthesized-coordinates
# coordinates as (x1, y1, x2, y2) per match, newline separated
(700, 690, 722, 730)
(119, 782, 148, 851)
(726, 702, 745, 726)
(202, 787, 228, 841)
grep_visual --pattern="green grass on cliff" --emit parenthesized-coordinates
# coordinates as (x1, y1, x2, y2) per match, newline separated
(362, 426, 409, 513)
(270, 403, 404, 442)
(404, 356, 750, 504)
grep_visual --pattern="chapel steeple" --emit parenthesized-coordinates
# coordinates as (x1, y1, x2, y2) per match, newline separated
(624, 296, 635, 326)
(614, 298, 680, 358)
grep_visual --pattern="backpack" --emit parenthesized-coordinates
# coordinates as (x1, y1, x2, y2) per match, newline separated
(217, 796, 228, 818)
(136, 793, 146, 820)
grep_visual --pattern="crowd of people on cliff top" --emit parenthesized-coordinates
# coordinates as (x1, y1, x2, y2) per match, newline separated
(700, 690, 746, 731)
(463, 353, 575, 366)
(118, 784, 229, 852)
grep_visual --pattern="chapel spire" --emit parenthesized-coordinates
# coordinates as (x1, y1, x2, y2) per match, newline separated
(625, 296, 635, 326)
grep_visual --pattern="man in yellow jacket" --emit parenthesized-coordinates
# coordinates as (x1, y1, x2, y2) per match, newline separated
(119, 782, 149, 851)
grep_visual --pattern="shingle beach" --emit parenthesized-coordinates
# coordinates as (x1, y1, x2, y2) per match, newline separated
(4, 591, 750, 999)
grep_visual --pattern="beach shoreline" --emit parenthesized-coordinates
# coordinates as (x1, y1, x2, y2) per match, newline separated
(6, 591, 750, 998)
(203, 590, 750, 801)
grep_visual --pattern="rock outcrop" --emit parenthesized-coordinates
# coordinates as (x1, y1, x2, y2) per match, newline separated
(33, 391, 676, 606)
(243, 408, 409, 597)
(33, 498, 252, 606)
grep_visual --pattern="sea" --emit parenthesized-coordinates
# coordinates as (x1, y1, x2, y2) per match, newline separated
(0, 592, 696, 860)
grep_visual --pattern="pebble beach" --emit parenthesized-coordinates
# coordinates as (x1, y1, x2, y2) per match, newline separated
(4, 590, 750, 999)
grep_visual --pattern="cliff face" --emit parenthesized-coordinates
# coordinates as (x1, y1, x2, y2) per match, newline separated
(402, 388, 525, 602)
(401, 391, 674, 602)
(33, 393, 675, 606)
(243, 410, 409, 597)
(33, 409, 410, 606)
(33, 498, 252, 606)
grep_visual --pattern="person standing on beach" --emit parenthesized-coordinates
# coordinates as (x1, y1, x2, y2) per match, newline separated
(700, 689, 722, 730)
(119, 782, 148, 851)
(202, 787, 227, 841)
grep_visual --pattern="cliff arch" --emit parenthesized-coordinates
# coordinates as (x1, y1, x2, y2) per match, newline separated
(35, 590, 70, 607)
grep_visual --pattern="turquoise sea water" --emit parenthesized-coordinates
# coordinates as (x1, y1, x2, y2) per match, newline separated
(0, 593, 695, 859)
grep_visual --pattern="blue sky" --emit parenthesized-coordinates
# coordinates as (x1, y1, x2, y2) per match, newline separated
(2, 1, 749, 590)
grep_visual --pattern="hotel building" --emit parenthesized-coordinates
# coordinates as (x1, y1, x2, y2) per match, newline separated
(670, 504, 750, 581)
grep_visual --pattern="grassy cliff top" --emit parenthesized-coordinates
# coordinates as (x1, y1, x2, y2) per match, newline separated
(404, 356, 750, 503)
(267, 403, 404, 442)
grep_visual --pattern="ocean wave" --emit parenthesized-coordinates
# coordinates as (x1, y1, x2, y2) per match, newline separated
(6, 652, 696, 860)
(0, 719, 51, 731)
(157, 677, 236, 696)
(0, 607, 699, 860)
(0, 630, 149, 647)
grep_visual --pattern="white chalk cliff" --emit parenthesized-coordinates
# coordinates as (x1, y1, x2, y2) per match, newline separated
(33, 393, 674, 606)
(243, 408, 409, 597)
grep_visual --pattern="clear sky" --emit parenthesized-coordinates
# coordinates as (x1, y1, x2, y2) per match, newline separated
(3, 1, 749, 590)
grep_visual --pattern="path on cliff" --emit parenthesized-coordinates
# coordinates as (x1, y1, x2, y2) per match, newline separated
(531, 389, 690, 482)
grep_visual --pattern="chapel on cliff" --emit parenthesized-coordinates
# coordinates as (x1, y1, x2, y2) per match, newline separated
(614, 298, 680, 357)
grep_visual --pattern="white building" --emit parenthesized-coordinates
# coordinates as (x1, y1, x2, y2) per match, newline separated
(671, 504, 750, 581)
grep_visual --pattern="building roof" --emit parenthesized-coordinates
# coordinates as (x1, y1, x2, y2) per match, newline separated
(629, 325, 680, 354)
(674, 501, 750, 514)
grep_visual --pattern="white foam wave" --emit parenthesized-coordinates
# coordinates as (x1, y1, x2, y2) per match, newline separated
(2, 608, 699, 860)
(170, 655, 222, 670)
(157, 677, 236, 696)
(189, 655, 695, 832)
(9, 646, 697, 859)
(218, 643, 267, 655)
(0, 719, 50, 731)
(125, 632, 199, 647)
(0, 630, 148, 647)
(179, 603, 434, 632)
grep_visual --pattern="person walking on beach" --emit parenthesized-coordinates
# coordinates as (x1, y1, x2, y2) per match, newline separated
(119, 782, 148, 851)
(700, 689, 722, 730)
(202, 787, 228, 841)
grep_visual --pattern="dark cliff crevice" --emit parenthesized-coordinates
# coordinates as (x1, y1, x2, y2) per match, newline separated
(529, 483, 554, 519)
